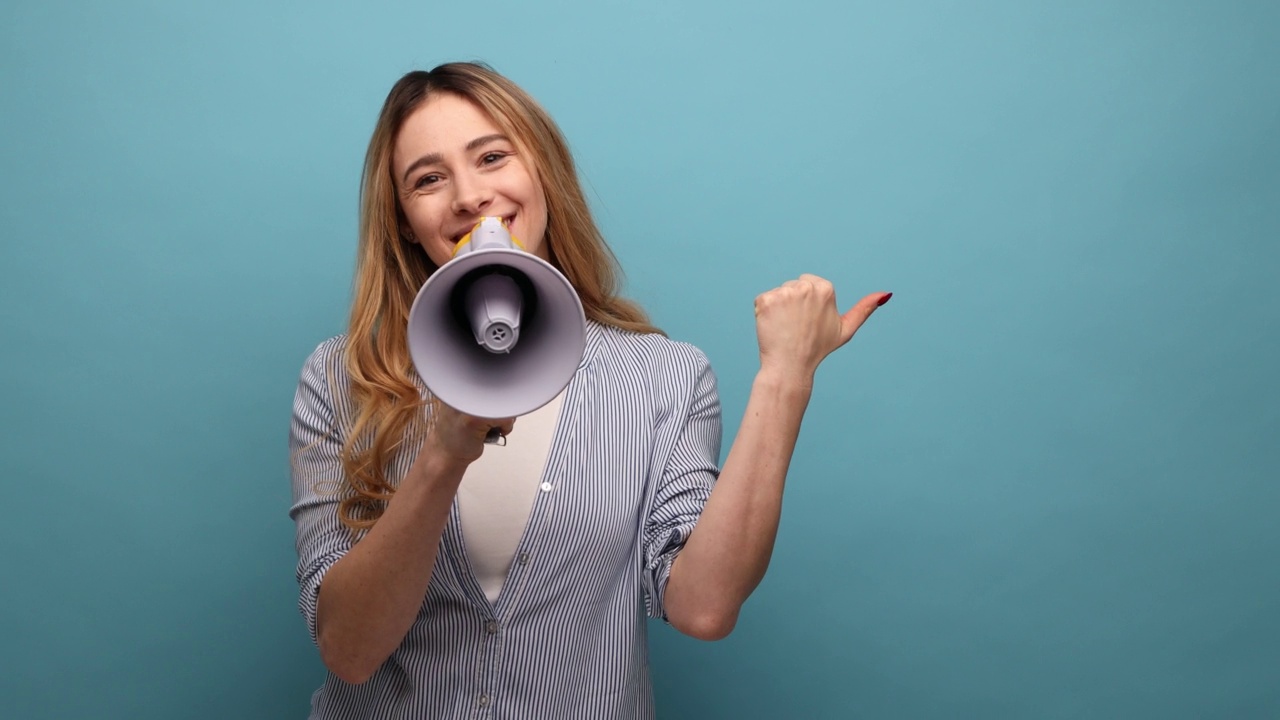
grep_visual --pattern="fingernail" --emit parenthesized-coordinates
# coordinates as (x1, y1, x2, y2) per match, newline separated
(877, 292, 893, 306)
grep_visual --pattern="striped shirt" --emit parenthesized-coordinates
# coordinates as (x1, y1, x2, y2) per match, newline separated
(288, 321, 722, 719)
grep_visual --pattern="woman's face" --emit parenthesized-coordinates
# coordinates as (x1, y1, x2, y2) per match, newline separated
(393, 92, 549, 267)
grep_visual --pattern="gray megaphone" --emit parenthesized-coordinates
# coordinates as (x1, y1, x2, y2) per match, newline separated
(407, 217, 586, 422)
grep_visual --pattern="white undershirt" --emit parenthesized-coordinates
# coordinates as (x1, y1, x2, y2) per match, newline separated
(455, 390, 565, 603)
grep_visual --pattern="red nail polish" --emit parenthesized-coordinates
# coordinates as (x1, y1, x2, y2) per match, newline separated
(877, 292, 893, 306)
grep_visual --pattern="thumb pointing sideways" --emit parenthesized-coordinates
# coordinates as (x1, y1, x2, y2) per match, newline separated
(838, 292, 892, 346)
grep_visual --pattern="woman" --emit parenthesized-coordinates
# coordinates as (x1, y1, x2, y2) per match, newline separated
(289, 61, 890, 719)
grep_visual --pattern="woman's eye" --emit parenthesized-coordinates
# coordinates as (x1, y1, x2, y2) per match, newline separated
(414, 174, 441, 189)
(481, 152, 507, 165)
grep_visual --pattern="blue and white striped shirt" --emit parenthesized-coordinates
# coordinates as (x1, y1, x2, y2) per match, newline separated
(289, 321, 721, 719)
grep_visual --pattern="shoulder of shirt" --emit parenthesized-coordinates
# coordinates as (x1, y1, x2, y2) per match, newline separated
(590, 321, 713, 376)
(299, 333, 351, 382)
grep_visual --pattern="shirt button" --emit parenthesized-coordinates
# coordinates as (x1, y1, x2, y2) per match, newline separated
(486, 620, 498, 634)
(540, 482, 553, 492)
(478, 694, 490, 707)
(517, 552, 530, 566)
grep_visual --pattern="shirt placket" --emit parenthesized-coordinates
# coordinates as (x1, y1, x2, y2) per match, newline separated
(472, 612, 502, 718)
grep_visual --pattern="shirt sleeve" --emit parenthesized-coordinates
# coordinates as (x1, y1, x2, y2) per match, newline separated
(642, 348, 722, 620)
(287, 340, 355, 645)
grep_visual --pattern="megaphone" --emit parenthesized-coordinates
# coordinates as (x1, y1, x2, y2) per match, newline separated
(407, 217, 587, 422)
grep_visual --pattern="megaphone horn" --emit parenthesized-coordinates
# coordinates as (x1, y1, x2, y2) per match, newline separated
(407, 217, 587, 422)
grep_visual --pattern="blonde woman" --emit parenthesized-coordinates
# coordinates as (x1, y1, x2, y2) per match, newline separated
(289, 61, 891, 719)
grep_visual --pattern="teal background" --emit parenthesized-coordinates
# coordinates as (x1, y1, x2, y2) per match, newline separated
(2, 0, 1277, 717)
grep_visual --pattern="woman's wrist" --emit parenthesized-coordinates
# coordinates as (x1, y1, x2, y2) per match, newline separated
(402, 438, 470, 497)
(755, 363, 817, 397)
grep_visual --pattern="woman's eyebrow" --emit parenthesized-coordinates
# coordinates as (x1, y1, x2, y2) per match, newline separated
(466, 133, 509, 152)
(400, 134, 511, 185)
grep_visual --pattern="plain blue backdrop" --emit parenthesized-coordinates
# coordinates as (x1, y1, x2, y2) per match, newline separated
(2, 1, 1277, 717)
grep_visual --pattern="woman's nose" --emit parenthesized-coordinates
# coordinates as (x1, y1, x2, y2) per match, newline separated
(450, 173, 493, 215)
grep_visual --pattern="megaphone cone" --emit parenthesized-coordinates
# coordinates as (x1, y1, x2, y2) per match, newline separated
(407, 218, 586, 420)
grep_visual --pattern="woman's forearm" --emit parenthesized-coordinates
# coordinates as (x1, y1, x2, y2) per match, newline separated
(665, 367, 812, 640)
(666, 280, 888, 641)
(314, 450, 466, 684)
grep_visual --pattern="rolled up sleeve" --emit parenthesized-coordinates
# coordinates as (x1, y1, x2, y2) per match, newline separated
(287, 340, 354, 645)
(642, 349, 722, 620)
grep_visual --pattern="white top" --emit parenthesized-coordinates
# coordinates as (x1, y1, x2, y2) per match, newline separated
(456, 390, 565, 603)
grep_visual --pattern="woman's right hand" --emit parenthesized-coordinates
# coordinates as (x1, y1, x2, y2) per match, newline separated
(422, 400, 515, 469)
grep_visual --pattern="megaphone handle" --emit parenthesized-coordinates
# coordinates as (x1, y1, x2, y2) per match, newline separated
(484, 427, 507, 446)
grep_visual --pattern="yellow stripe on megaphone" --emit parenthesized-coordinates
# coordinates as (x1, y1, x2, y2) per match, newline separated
(451, 217, 526, 258)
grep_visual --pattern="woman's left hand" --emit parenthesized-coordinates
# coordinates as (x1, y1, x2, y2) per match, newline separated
(753, 274, 890, 380)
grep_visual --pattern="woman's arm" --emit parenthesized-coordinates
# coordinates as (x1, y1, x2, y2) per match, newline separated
(663, 277, 890, 640)
(314, 407, 513, 684)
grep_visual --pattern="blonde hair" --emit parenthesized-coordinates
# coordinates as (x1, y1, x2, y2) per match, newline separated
(336, 61, 658, 532)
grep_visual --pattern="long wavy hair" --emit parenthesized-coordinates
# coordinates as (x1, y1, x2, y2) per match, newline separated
(335, 61, 658, 532)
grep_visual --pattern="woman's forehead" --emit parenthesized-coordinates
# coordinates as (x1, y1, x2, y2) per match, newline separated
(397, 95, 502, 151)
